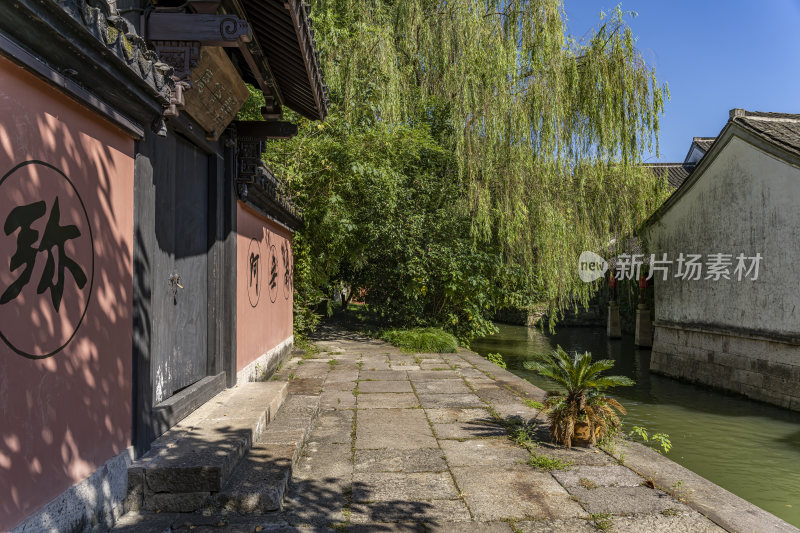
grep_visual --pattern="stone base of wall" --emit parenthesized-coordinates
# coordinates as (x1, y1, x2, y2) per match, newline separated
(554, 304, 606, 327)
(236, 335, 294, 385)
(494, 307, 544, 327)
(11, 447, 133, 533)
(651, 322, 800, 411)
(495, 306, 606, 328)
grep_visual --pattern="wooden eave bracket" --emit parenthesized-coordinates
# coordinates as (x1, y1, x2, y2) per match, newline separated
(233, 121, 302, 229)
(146, 13, 253, 46)
(147, 11, 282, 117)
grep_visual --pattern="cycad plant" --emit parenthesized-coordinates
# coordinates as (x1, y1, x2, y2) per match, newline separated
(523, 346, 634, 448)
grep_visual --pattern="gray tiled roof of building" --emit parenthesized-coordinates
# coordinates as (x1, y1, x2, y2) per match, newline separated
(643, 162, 696, 189)
(241, 0, 329, 121)
(692, 137, 716, 152)
(59, 0, 174, 105)
(729, 109, 800, 158)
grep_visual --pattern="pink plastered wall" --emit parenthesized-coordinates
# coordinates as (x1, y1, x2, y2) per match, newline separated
(0, 55, 134, 529)
(236, 203, 294, 371)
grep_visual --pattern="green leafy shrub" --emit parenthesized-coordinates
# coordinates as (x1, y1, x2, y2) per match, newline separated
(486, 352, 507, 369)
(629, 425, 672, 454)
(381, 327, 458, 353)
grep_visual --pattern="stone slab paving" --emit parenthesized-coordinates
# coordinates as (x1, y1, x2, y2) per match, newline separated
(119, 326, 797, 532)
(269, 327, 743, 532)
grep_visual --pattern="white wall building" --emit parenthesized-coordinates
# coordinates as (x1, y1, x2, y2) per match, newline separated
(645, 109, 800, 410)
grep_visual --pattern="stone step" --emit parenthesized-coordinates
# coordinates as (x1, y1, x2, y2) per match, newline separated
(112, 511, 293, 532)
(213, 394, 321, 513)
(125, 381, 288, 514)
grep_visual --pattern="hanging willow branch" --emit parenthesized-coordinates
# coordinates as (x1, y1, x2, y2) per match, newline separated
(307, 0, 670, 323)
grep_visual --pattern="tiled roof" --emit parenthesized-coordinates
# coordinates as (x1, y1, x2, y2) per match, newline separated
(644, 109, 800, 227)
(729, 109, 800, 158)
(1, 0, 176, 136)
(59, 0, 174, 104)
(241, 0, 329, 121)
(643, 163, 696, 189)
(692, 137, 716, 152)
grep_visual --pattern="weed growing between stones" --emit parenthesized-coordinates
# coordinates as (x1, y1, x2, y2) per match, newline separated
(670, 479, 687, 501)
(522, 398, 544, 410)
(508, 419, 573, 471)
(506, 520, 524, 533)
(528, 453, 572, 471)
(254, 362, 269, 381)
(629, 425, 672, 454)
(591, 512, 613, 531)
(295, 337, 320, 358)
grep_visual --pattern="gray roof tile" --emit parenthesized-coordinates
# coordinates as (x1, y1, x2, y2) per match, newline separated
(60, 0, 174, 104)
(643, 163, 696, 189)
(692, 137, 716, 152)
(730, 109, 800, 157)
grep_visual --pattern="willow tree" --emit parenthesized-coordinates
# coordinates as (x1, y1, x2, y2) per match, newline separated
(275, 0, 669, 330)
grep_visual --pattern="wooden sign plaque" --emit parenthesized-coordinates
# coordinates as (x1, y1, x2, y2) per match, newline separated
(184, 46, 250, 140)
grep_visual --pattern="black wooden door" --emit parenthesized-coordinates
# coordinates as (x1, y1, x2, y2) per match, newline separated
(134, 121, 235, 453)
(152, 135, 209, 404)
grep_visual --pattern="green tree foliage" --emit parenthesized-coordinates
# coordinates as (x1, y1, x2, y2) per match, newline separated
(261, 116, 514, 340)
(254, 0, 671, 339)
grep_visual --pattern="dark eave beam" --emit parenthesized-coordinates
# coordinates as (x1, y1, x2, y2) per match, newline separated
(0, 33, 144, 139)
(0, 0, 172, 137)
(235, 120, 297, 139)
(237, 39, 281, 115)
(285, 0, 325, 121)
(223, 0, 285, 113)
(146, 13, 252, 46)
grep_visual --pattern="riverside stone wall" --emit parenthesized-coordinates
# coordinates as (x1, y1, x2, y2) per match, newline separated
(495, 281, 650, 332)
(495, 303, 607, 328)
(651, 323, 800, 411)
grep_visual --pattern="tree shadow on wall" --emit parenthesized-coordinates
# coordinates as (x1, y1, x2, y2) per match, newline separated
(0, 105, 136, 531)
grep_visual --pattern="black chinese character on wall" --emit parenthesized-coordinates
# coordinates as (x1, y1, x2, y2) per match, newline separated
(1, 197, 87, 312)
(249, 251, 260, 293)
(281, 241, 292, 300)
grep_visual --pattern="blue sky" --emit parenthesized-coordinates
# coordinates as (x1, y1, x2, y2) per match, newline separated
(563, 0, 800, 162)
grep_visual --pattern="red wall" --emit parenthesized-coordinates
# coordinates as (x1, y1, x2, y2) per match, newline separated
(236, 203, 294, 372)
(0, 55, 134, 529)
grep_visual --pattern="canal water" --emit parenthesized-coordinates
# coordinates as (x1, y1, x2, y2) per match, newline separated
(472, 323, 800, 526)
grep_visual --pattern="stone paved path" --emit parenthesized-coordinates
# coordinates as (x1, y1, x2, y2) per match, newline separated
(268, 327, 726, 532)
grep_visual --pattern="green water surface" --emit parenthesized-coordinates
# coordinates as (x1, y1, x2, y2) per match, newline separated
(471, 323, 800, 526)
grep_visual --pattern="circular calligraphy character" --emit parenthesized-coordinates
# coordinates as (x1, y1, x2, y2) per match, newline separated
(0, 161, 94, 359)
